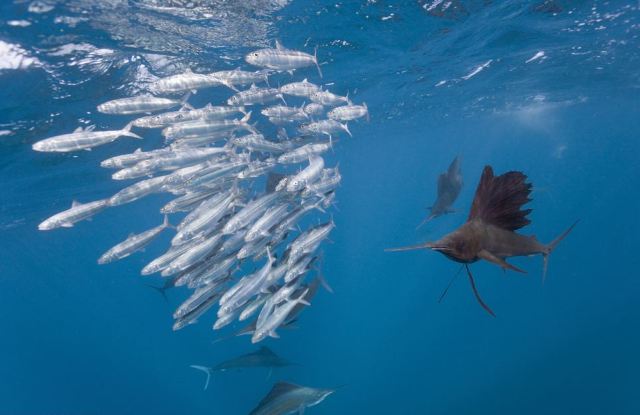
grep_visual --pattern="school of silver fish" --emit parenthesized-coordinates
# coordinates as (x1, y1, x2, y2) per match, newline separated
(34, 41, 369, 344)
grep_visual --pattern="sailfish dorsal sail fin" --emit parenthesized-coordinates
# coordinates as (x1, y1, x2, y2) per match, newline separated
(266, 382, 299, 399)
(468, 166, 532, 231)
(436, 173, 448, 196)
(251, 382, 301, 413)
(258, 346, 276, 356)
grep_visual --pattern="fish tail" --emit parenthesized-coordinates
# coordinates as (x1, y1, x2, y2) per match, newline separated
(180, 92, 192, 107)
(145, 284, 168, 303)
(317, 273, 334, 294)
(542, 220, 579, 283)
(312, 199, 326, 214)
(162, 214, 174, 230)
(223, 79, 239, 92)
(342, 122, 352, 137)
(122, 123, 143, 140)
(189, 365, 212, 390)
(288, 288, 311, 306)
(124, 131, 143, 140)
(314, 46, 323, 78)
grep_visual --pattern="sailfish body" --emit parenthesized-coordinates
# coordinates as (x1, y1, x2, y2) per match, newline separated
(388, 165, 576, 315)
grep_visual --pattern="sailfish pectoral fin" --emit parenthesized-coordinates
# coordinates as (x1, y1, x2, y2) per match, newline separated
(477, 250, 527, 274)
(465, 265, 496, 317)
(385, 242, 433, 252)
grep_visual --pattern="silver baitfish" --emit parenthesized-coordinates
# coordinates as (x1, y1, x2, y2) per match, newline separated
(299, 119, 351, 138)
(38, 199, 109, 230)
(150, 70, 235, 94)
(245, 41, 322, 77)
(309, 90, 351, 106)
(162, 113, 255, 141)
(209, 69, 272, 87)
(97, 94, 191, 115)
(32, 124, 142, 153)
(327, 103, 369, 121)
(280, 78, 321, 97)
(227, 84, 285, 106)
(132, 104, 246, 129)
(98, 216, 171, 264)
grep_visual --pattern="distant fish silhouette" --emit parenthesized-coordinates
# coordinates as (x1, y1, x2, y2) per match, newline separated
(146, 277, 177, 303)
(418, 156, 463, 228)
(248, 381, 334, 415)
(388, 165, 577, 316)
(190, 346, 294, 390)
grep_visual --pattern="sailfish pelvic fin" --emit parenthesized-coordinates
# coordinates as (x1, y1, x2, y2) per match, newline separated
(465, 265, 496, 317)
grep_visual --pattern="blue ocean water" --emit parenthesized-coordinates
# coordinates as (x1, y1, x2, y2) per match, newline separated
(1, 0, 639, 414)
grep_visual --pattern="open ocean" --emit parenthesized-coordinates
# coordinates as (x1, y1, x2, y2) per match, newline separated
(1, 1, 639, 414)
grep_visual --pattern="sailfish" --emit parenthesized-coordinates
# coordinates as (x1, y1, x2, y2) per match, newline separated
(417, 156, 463, 228)
(387, 165, 577, 316)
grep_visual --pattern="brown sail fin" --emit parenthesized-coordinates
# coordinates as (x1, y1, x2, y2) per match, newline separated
(468, 166, 532, 231)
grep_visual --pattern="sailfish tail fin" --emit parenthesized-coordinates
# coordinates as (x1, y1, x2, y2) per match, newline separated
(189, 365, 213, 390)
(145, 284, 168, 303)
(385, 242, 432, 252)
(542, 220, 579, 283)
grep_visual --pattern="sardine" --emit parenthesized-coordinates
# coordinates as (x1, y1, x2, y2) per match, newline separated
(227, 85, 285, 106)
(327, 103, 369, 121)
(97, 94, 190, 115)
(286, 155, 325, 192)
(280, 78, 321, 97)
(133, 104, 246, 128)
(33, 124, 141, 153)
(38, 199, 109, 230)
(245, 41, 322, 77)
(98, 216, 170, 264)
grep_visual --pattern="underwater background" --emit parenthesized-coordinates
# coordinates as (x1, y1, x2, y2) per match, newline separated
(1, 0, 639, 414)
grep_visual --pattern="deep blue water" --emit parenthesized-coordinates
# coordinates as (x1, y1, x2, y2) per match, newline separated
(1, 1, 639, 414)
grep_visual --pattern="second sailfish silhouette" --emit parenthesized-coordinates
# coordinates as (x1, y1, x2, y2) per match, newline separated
(418, 156, 463, 228)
